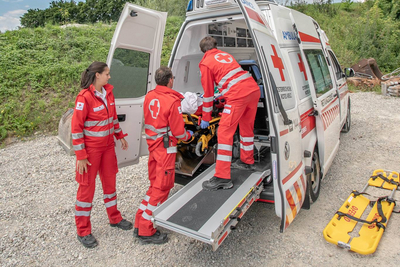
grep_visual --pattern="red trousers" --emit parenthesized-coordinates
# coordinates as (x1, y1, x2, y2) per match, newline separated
(134, 145, 176, 236)
(214, 90, 260, 179)
(75, 144, 122, 236)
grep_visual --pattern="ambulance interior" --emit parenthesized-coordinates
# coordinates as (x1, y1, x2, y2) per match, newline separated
(171, 19, 272, 187)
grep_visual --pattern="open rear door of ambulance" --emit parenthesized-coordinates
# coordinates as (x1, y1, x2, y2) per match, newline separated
(289, 10, 341, 176)
(238, 0, 306, 232)
(106, 3, 167, 167)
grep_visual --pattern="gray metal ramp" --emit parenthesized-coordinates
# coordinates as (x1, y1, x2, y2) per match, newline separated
(152, 165, 270, 250)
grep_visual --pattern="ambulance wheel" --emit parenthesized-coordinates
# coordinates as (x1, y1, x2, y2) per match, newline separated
(308, 150, 321, 203)
(195, 142, 205, 157)
(341, 100, 351, 133)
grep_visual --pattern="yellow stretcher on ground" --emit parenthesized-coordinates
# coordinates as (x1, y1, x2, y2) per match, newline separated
(323, 169, 399, 255)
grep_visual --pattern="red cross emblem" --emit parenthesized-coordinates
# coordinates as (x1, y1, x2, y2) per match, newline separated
(149, 99, 160, 119)
(214, 53, 233, 64)
(270, 45, 285, 81)
(297, 53, 308, 81)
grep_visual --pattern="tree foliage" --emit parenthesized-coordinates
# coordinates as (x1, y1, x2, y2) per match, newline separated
(20, 0, 188, 28)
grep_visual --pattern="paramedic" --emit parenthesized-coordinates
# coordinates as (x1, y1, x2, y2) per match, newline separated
(199, 36, 260, 191)
(134, 66, 193, 244)
(72, 61, 133, 248)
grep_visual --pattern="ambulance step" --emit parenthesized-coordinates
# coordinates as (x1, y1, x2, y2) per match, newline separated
(323, 170, 399, 255)
(152, 165, 268, 251)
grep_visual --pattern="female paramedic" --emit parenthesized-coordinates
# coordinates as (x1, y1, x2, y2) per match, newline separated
(71, 61, 133, 248)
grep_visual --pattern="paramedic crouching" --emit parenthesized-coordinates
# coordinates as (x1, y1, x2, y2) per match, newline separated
(199, 36, 260, 191)
(133, 66, 193, 244)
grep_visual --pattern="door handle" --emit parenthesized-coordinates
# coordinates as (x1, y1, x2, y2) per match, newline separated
(117, 114, 126, 122)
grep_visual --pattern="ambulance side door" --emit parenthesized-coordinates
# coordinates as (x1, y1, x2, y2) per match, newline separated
(106, 3, 167, 167)
(239, 0, 307, 232)
(290, 10, 341, 176)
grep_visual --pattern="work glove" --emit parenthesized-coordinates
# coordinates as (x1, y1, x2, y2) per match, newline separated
(187, 130, 193, 138)
(200, 120, 209, 129)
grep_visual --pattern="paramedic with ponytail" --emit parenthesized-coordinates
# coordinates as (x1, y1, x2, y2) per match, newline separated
(134, 66, 193, 244)
(71, 61, 133, 248)
(199, 36, 260, 191)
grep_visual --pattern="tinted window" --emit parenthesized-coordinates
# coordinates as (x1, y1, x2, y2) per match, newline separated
(304, 49, 333, 97)
(109, 48, 150, 99)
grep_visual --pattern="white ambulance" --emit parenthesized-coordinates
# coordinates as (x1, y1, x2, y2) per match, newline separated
(107, 0, 352, 250)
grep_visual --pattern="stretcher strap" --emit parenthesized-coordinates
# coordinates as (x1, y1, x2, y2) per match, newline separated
(370, 174, 399, 187)
(336, 197, 390, 230)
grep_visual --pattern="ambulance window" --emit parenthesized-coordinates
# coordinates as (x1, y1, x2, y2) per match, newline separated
(109, 48, 150, 98)
(304, 50, 333, 97)
(328, 50, 343, 80)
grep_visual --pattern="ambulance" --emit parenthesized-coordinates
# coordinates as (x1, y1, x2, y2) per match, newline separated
(107, 0, 353, 250)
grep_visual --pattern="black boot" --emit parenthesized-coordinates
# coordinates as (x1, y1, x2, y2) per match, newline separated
(138, 230, 168, 244)
(202, 176, 233, 191)
(77, 234, 98, 248)
(133, 228, 138, 237)
(110, 219, 133, 230)
(231, 159, 255, 170)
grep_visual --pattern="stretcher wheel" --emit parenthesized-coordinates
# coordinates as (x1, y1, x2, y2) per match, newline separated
(195, 142, 205, 157)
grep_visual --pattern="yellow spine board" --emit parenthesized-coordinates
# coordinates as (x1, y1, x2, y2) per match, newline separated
(368, 169, 399, 190)
(323, 169, 398, 255)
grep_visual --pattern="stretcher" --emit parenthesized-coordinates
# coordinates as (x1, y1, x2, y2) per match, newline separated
(323, 169, 399, 254)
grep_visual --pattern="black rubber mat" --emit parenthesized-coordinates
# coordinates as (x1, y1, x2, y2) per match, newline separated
(166, 168, 253, 231)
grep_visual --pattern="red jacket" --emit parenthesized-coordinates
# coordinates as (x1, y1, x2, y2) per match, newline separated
(199, 48, 260, 121)
(144, 85, 191, 152)
(71, 84, 127, 160)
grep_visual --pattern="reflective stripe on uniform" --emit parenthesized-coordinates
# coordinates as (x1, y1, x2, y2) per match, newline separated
(203, 96, 213, 103)
(167, 146, 177, 154)
(114, 128, 122, 133)
(139, 204, 147, 211)
(240, 144, 254, 151)
(113, 119, 119, 124)
(147, 204, 157, 212)
(218, 144, 232, 151)
(75, 210, 91, 217)
(217, 67, 242, 88)
(217, 155, 232, 162)
(144, 124, 168, 134)
(221, 73, 252, 95)
(203, 106, 213, 112)
(103, 192, 116, 199)
(240, 136, 254, 143)
(105, 199, 117, 208)
(84, 129, 112, 137)
(73, 143, 85, 151)
(76, 200, 92, 208)
(72, 133, 84, 139)
(142, 212, 152, 221)
(84, 117, 113, 127)
(144, 195, 150, 202)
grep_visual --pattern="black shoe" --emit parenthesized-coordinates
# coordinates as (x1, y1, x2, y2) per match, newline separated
(138, 230, 168, 244)
(202, 176, 233, 191)
(133, 228, 138, 237)
(110, 219, 133, 230)
(231, 159, 255, 170)
(77, 234, 98, 248)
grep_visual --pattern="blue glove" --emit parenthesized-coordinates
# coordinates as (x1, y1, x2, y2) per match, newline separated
(187, 130, 193, 138)
(200, 120, 209, 129)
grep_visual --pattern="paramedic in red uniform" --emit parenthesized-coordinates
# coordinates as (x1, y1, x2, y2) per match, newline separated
(72, 61, 133, 248)
(199, 36, 260, 190)
(134, 66, 193, 244)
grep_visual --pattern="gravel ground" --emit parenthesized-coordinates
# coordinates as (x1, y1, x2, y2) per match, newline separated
(1, 92, 400, 266)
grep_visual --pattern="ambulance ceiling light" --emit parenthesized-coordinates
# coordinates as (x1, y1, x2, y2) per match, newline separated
(205, 0, 230, 7)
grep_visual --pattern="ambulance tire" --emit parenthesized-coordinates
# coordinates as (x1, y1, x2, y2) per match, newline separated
(308, 150, 321, 203)
(341, 100, 351, 133)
